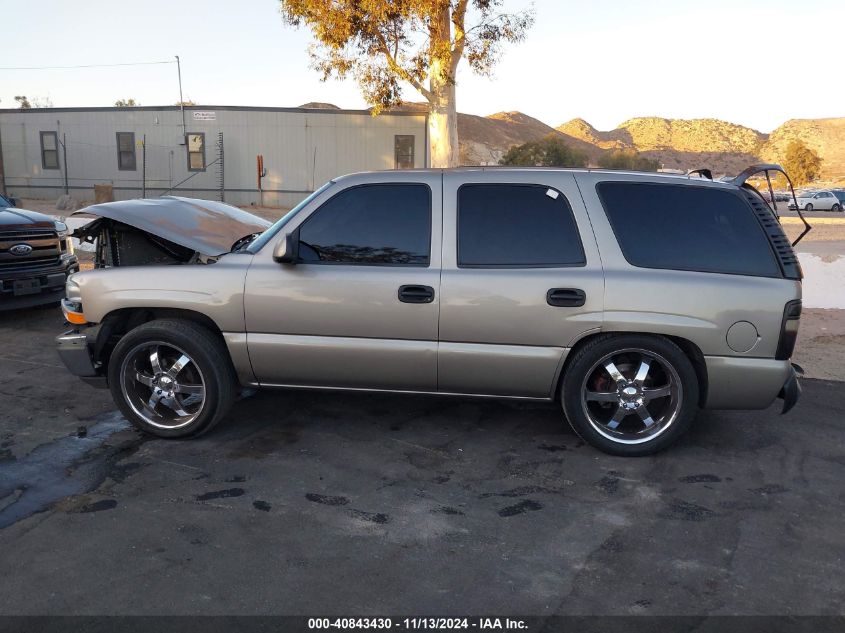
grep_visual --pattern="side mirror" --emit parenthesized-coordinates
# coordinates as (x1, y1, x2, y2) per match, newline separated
(9, 197, 18, 208)
(273, 230, 299, 264)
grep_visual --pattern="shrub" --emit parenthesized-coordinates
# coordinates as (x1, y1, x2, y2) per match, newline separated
(598, 149, 660, 171)
(782, 140, 822, 185)
(500, 135, 588, 167)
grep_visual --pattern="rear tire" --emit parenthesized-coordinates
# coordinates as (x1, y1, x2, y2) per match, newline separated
(805, 203, 813, 212)
(831, 204, 841, 212)
(561, 334, 699, 456)
(107, 319, 237, 438)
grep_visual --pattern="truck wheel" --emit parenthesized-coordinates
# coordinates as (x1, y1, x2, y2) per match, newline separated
(107, 319, 237, 438)
(561, 334, 699, 456)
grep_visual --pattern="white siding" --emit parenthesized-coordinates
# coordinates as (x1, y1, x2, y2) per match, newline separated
(0, 106, 427, 207)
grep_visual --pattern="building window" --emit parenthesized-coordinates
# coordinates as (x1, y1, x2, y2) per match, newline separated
(40, 131, 59, 170)
(116, 132, 136, 171)
(187, 133, 206, 171)
(394, 135, 415, 169)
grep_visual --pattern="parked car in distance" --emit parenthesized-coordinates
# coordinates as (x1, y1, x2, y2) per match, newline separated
(56, 170, 803, 456)
(788, 189, 842, 212)
(1, 194, 79, 310)
(831, 190, 845, 210)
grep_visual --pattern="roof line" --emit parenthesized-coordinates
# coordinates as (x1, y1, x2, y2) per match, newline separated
(0, 104, 425, 117)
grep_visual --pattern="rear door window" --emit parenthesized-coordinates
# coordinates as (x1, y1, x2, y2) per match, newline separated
(457, 184, 585, 267)
(298, 183, 431, 266)
(597, 182, 780, 277)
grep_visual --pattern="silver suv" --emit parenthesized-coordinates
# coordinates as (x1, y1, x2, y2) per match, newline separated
(56, 167, 804, 456)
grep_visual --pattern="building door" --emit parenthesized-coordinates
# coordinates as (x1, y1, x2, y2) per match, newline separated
(437, 171, 605, 398)
(244, 174, 441, 391)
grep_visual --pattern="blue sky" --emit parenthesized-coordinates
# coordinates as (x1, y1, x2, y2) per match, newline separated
(2, 0, 843, 132)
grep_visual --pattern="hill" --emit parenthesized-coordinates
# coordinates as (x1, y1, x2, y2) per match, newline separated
(761, 118, 845, 179)
(457, 111, 601, 165)
(383, 103, 845, 178)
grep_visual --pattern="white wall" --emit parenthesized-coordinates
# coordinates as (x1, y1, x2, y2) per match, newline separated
(0, 106, 427, 206)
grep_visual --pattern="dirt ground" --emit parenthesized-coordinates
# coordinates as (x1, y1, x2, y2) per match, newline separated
(2, 306, 845, 617)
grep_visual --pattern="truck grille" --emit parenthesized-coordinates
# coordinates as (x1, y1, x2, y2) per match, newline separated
(0, 229, 62, 271)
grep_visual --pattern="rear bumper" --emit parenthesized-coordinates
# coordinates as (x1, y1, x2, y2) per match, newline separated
(56, 329, 108, 388)
(703, 356, 800, 411)
(778, 363, 802, 414)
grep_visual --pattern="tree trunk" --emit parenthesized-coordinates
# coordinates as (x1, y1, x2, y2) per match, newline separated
(428, 58, 459, 168)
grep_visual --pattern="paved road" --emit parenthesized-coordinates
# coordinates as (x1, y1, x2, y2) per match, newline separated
(0, 306, 843, 616)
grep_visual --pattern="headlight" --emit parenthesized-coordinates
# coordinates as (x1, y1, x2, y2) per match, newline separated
(62, 275, 87, 325)
(65, 275, 81, 302)
(55, 221, 68, 239)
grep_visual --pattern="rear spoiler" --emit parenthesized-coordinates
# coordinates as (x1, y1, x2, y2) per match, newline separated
(688, 164, 812, 246)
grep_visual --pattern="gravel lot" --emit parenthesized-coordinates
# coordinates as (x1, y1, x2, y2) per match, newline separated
(0, 305, 844, 616)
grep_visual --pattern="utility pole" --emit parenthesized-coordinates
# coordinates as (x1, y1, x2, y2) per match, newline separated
(141, 134, 147, 198)
(61, 132, 68, 195)
(176, 55, 186, 142)
(0, 125, 6, 196)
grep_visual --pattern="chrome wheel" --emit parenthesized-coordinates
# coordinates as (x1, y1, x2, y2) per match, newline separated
(119, 341, 206, 429)
(580, 348, 682, 445)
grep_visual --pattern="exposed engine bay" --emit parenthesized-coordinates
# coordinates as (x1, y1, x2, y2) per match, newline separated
(71, 196, 272, 268)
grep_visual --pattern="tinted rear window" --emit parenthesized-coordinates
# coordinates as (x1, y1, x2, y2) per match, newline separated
(597, 182, 780, 277)
(458, 184, 585, 267)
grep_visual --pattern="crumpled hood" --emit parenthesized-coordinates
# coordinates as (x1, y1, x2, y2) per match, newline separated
(72, 196, 271, 256)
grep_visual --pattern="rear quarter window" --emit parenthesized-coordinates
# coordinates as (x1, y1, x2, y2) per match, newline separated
(596, 182, 781, 277)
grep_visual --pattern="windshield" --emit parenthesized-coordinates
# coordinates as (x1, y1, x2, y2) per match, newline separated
(247, 181, 334, 253)
(0, 195, 11, 208)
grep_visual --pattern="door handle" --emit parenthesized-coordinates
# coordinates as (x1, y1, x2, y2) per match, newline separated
(547, 288, 586, 307)
(398, 285, 435, 304)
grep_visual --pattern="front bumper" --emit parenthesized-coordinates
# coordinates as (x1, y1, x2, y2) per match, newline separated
(56, 329, 108, 388)
(0, 257, 79, 311)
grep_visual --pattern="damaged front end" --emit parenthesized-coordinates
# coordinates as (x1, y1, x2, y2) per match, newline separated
(57, 197, 272, 386)
(71, 196, 271, 268)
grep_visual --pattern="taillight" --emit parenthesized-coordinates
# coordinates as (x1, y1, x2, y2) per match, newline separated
(775, 300, 801, 360)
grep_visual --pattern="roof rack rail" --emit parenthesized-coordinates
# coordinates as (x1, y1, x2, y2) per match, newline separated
(687, 168, 713, 180)
(731, 164, 811, 247)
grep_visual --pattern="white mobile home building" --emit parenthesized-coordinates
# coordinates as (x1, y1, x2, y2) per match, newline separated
(0, 105, 428, 207)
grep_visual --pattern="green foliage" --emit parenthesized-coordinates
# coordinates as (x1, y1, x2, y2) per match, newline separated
(278, 0, 534, 112)
(114, 98, 140, 107)
(499, 135, 588, 167)
(597, 149, 660, 171)
(14, 96, 31, 109)
(783, 140, 822, 185)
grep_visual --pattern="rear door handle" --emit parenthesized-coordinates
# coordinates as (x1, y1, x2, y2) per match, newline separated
(398, 285, 435, 304)
(547, 288, 586, 307)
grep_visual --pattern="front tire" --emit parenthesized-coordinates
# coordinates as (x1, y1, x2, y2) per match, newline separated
(107, 319, 237, 438)
(805, 203, 813, 212)
(561, 334, 699, 456)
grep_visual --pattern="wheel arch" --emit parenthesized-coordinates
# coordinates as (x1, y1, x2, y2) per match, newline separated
(556, 331, 708, 407)
(91, 307, 227, 369)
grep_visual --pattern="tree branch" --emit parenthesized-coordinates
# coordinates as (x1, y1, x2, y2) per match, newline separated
(374, 30, 433, 102)
(450, 0, 469, 74)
